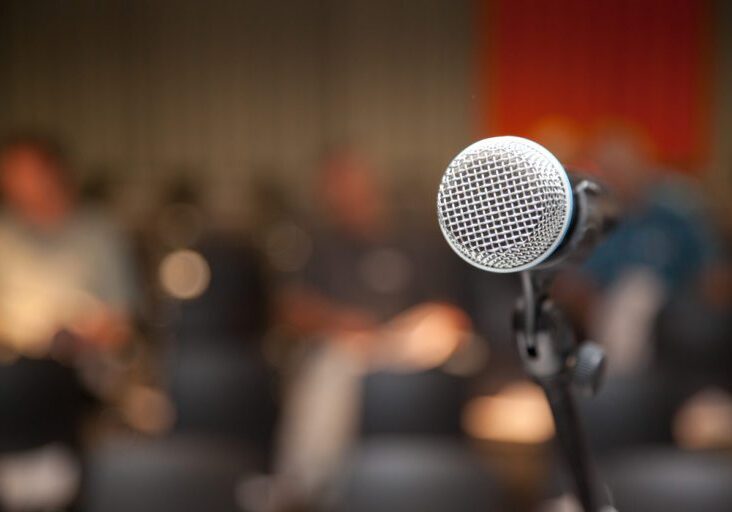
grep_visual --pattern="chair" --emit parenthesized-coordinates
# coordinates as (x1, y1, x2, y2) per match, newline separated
(169, 237, 268, 344)
(655, 295, 732, 391)
(0, 357, 88, 453)
(83, 435, 256, 512)
(327, 438, 505, 512)
(166, 346, 278, 467)
(577, 372, 679, 454)
(602, 448, 732, 512)
(360, 369, 468, 438)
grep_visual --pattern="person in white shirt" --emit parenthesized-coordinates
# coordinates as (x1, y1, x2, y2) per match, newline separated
(0, 135, 137, 357)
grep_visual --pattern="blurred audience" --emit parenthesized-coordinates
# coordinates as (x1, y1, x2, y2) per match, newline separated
(273, 149, 475, 507)
(0, 127, 727, 512)
(0, 118, 728, 512)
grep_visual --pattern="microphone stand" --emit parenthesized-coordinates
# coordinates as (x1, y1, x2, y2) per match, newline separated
(514, 270, 606, 512)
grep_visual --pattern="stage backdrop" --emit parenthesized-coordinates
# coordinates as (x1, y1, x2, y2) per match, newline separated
(481, 0, 711, 168)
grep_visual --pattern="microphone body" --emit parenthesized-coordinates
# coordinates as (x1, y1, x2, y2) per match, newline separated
(535, 175, 617, 272)
(437, 136, 616, 274)
(437, 136, 615, 511)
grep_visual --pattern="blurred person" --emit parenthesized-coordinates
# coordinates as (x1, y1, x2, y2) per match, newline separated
(553, 126, 720, 374)
(279, 149, 467, 335)
(150, 176, 270, 343)
(273, 149, 473, 507)
(0, 135, 136, 357)
(0, 134, 138, 511)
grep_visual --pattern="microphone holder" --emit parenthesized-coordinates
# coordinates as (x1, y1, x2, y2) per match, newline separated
(514, 270, 606, 512)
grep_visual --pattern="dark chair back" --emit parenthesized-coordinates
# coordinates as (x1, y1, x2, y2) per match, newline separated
(360, 369, 467, 438)
(167, 345, 278, 467)
(578, 372, 679, 454)
(83, 436, 254, 512)
(0, 357, 87, 452)
(328, 439, 505, 512)
(603, 448, 732, 512)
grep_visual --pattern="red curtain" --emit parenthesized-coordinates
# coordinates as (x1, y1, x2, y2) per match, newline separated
(480, 0, 711, 168)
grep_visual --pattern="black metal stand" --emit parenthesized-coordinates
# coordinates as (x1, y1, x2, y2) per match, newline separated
(514, 271, 606, 512)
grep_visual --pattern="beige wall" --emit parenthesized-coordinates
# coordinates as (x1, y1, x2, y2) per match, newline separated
(711, 0, 732, 223)
(1, 0, 730, 220)
(0, 0, 475, 212)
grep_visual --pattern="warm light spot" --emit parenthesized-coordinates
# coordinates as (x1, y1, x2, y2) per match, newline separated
(463, 381, 554, 444)
(398, 315, 461, 370)
(159, 249, 211, 299)
(383, 305, 468, 372)
(120, 385, 176, 434)
(538, 494, 617, 512)
(674, 388, 732, 450)
(537, 494, 581, 512)
(0, 444, 81, 511)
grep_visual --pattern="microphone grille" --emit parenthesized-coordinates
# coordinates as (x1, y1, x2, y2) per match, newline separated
(437, 136, 573, 272)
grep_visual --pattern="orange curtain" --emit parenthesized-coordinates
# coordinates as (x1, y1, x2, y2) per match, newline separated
(481, 0, 710, 168)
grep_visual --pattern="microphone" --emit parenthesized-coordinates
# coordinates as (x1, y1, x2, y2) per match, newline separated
(438, 136, 614, 511)
(437, 136, 615, 274)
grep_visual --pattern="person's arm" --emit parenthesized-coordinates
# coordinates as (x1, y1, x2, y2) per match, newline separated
(276, 284, 377, 338)
(72, 218, 138, 350)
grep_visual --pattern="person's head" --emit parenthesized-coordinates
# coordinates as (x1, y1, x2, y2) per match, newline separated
(0, 135, 73, 227)
(587, 124, 657, 206)
(316, 148, 386, 236)
(529, 116, 584, 166)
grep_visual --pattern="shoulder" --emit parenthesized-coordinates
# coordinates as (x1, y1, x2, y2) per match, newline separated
(72, 207, 125, 236)
(68, 208, 132, 253)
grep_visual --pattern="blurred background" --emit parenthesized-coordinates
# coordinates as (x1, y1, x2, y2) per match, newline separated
(0, 0, 731, 511)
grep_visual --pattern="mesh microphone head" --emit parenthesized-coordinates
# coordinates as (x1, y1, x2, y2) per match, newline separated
(437, 136, 573, 273)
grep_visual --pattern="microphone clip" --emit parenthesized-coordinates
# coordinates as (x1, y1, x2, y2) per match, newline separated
(513, 270, 606, 396)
